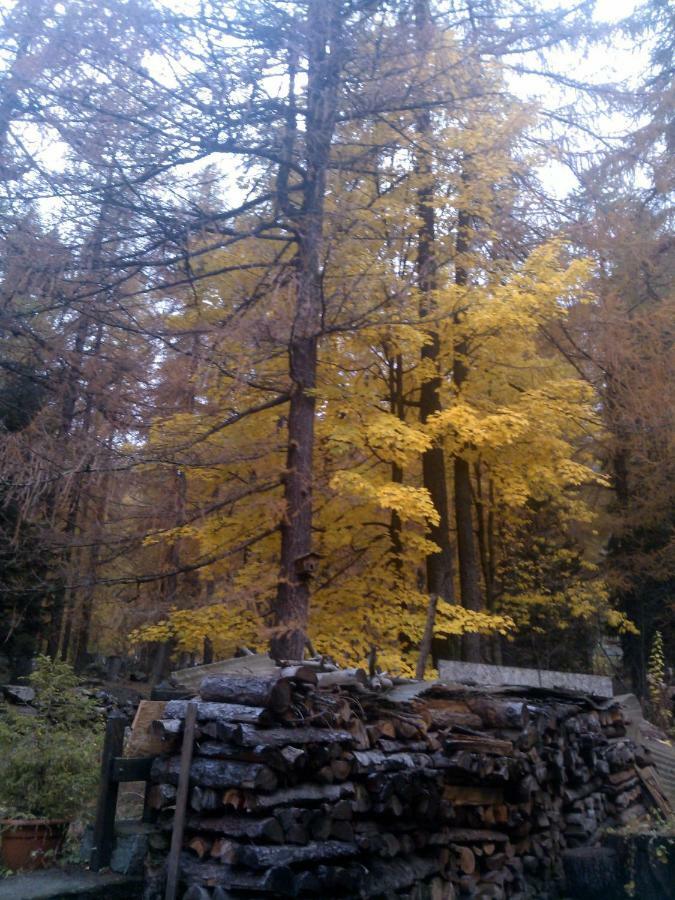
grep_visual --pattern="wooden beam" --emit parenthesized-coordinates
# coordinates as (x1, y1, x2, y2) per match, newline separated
(165, 701, 198, 900)
(90, 715, 126, 871)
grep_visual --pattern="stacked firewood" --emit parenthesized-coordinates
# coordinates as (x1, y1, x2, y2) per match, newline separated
(144, 665, 654, 899)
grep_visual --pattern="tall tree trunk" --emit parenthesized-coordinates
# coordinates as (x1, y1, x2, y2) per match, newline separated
(46, 199, 113, 659)
(453, 203, 483, 662)
(414, 0, 456, 677)
(72, 464, 110, 672)
(272, 0, 342, 660)
(388, 352, 404, 568)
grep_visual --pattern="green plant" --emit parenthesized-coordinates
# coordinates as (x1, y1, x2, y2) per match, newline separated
(647, 630, 673, 731)
(0, 657, 103, 821)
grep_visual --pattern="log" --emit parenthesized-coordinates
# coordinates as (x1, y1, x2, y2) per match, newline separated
(183, 887, 211, 900)
(179, 854, 295, 895)
(346, 717, 371, 750)
(442, 785, 504, 806)
(151, 717, 183, 740)
(330, 758, 352, 780)
(162, 756, 278, 791)
(349, 750, 432, 773)
(330, 820, 354, 842)
(313, 863, 367, 894)
(435, 712, 485, 730)
(196, 730, 308, 772)
(187, 836, 211, 859)
(465, 698, 529, 730)
(316, 668, 367, 688)
(307, 810, 331, 840)
(444, 736, 514, 756)
(235, 840, 359, 869)
(443, 829, 509, 843)
(359, 855, 442, 897)
(212, 723, 354, 749)
(147, 783, 177, 809)
(244, 782, 356, 811)
(377, 739, 428, 754)
(190, 786, 220, 812)
(165, 699, 272, 726)
(209, 837, 237, 863)
(200, 675, 292, 712)
(280, 665, 319, 685)
(187, 814, 284, 843)
(293, 870, 322, 894)
(454, 845, 476, 875)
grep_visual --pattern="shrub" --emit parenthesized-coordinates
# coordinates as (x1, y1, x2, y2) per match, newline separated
(0, 656, 103, 820)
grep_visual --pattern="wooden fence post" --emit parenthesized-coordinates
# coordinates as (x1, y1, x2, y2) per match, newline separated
(165, 701, 198, 900)
(90, 713, 126, 870)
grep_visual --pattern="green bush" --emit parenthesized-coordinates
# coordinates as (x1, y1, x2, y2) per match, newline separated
(0, 656, 103, 820)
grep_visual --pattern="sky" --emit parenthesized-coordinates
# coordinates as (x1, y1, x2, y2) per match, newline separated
(3, 0, 649, 215)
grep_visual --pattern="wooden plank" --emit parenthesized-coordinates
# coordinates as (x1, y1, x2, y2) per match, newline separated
(165, 701, 198, 900)
(126, 700, 167, 756)
(172, 654, 279, 692)
(90, 715, 126, 870)
(636, 765, 673, 817)
(438, 660, 613, 697)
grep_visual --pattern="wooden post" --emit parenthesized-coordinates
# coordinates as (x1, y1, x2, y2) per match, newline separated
(165, 701, 198, 900)
(90, 714, 126, 870)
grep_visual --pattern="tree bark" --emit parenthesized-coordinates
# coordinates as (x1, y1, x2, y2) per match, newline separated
(453, 202, 483, 662)
(272, 0, 342, 660)
(414, 0, 456, 652)
(388, 353, 405, 570)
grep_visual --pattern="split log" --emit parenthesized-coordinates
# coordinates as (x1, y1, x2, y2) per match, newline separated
(453, 844, 476, 875)
(199, 675, 292, 713)
(187, 836, 211, 858)
(346, 717, 371, 750)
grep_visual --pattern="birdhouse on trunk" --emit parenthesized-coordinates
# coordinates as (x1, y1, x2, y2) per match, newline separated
(294, 552, 322, 580)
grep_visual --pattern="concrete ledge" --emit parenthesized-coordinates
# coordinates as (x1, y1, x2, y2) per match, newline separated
(0, 869, 141, 900)
(438, 660, 613, 697)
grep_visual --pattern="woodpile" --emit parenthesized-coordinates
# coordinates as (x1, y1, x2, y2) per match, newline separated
(144, 665, 659, 899)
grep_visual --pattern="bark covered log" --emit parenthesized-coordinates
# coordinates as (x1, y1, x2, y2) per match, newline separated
(199, 675, 292, 712)
(235, 840, 359, 870)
